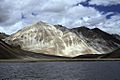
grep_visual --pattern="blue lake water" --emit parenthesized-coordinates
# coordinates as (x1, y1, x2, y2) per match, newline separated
(0, 61, 120, 80)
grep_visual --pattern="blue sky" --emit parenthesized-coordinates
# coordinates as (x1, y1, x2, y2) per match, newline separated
(81, 0, 120, 13)
(0, 0, 120, 34)
(80, 0, 120, 19)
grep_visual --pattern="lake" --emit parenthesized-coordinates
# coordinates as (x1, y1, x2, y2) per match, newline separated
(0, 61, 120, 80)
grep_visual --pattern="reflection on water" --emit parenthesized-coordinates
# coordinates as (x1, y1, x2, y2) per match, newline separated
(0, 61, 120, 80)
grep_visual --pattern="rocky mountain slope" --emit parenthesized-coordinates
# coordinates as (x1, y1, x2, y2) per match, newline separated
(112, 34, 120, 41)
(3, 21, 120, 58)
(0, 39, 70, 59)
(0, 39, 21, 59)
(71, 27, 120, 54)
(0, 32, 9, 39)
(101, 48, 120, 58)
(4, 21, 101, 57)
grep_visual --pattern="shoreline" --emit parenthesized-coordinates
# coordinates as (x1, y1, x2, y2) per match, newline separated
(0, 58, 120, 63)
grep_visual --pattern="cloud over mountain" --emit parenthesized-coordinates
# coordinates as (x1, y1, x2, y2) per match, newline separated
(0, 0, 120, 34)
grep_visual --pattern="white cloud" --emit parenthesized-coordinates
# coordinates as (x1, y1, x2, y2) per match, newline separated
(98, 14, 120, 34)
(89, 0, 120, 6)
(35, 4, 102, 28)
(0, 0, 120, 35)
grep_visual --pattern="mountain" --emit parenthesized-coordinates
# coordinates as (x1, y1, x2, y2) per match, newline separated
(0, 39, 20, 59)
(4, 21, 100, 57)
(0, 32, 9, 39)
(71, 27, 120, 54)
(112, 34, 120, 41)
(100, 48, 120, 58)
(0, 39, 71, 59)
(3, 21, 120, 58)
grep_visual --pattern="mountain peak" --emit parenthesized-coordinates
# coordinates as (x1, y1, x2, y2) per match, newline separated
(3, 21, 120, 57)
(54, 24, 68, 32)
(4, 22, 101, 57)
(35, 21, 49, 25)
(92, 28, 104, 33)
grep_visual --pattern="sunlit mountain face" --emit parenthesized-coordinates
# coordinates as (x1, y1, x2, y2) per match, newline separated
(0, 0, 120, 58)
(3, 21, 120, 57)
(4, 21, 99, 57)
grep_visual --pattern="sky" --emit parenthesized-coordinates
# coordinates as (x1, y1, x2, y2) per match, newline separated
(0, 0, 120, 34)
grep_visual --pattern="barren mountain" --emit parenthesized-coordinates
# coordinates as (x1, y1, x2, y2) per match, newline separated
(71, 27, 120, 54)
(4, 21, 100, 57)
(0, 39, 20, 59)
(0, 39, 70, 59)
(3, 21, 120, 58)
(112, 34, 120, 41)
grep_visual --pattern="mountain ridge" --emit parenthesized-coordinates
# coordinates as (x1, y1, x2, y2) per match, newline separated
(4, 21, 101, 57)
(71, 27, 120, 54)
(2, 21, 120, 58)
